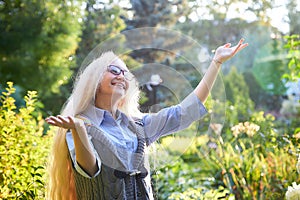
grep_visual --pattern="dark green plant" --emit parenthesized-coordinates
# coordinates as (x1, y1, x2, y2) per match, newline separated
(283, 34, 300, 82)
(282, 34, 300, 146)
(0, 0, 84, 115)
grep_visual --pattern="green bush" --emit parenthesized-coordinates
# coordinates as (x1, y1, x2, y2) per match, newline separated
(152, 157, 233, 200)
(283, 34, 300, 82)
(0, 82, 52, 199)
(152, 108, 300, 199)
(209, 112, 299, 199)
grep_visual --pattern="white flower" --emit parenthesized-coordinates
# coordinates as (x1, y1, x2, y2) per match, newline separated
(231, 122, 260, 138)
(244, 122, 260, 137)
(177, 177, 185, 185)
(231, 123, 244, 137)
(286, 182, 300, 200)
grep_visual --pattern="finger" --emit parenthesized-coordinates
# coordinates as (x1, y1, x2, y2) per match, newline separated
(57, 115, 69, 123)
(45, 116, 59, 123)
(47, 121, 60, 127)
(232, 39, 247, 55)
(50, 116, 67, 124)
(67, 116, 75, 124)
(45, 117, 62, 126)
(45, 117, 54, 124)
(232, 42, 243, 55)
(224, 43, 231, 48)
(234, 43, 248, 55)
(45, 116, 56, 120)
(239, 43, 248, 51)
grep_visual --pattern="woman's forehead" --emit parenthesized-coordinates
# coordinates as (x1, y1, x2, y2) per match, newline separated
(111, 58, 128, 70)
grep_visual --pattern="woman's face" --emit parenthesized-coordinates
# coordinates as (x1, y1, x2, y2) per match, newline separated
(97, 58, 131, 101)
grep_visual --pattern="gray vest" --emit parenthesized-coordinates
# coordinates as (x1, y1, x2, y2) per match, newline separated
(71, 119, 154, 200)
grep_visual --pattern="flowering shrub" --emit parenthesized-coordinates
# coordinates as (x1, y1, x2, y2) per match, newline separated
(283, 34, 300, 200)
(231, 121, 260, 137)
(153, 108, 300, 199)
(0, 82, 53, 199)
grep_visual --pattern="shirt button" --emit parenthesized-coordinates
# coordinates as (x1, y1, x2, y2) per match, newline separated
(137, 191, 142, 196)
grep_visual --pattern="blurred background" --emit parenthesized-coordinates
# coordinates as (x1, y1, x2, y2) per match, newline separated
(0, 0, 300, 199)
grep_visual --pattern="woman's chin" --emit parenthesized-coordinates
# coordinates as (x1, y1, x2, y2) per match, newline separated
(112, 90, 126, 100)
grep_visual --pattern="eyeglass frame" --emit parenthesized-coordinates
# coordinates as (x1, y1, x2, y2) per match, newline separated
(107, 65, 134, 81)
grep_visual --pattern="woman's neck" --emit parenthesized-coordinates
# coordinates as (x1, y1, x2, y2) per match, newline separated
(95, 95, 118, 118)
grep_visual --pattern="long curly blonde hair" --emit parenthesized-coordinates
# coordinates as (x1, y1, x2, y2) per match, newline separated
(47, 51, 141, 199)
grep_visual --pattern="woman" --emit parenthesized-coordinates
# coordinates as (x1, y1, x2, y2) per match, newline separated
(46, 39, 248, 199)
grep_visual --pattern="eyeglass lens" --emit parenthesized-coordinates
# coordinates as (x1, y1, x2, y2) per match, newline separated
(108, 65, 133, 80)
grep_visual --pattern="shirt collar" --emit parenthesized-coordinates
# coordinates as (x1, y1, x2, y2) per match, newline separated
(116, 110, 129, 126)
(81, 104, 129, 126)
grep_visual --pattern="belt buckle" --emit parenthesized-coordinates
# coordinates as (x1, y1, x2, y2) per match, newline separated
(129, 170, 141, 176)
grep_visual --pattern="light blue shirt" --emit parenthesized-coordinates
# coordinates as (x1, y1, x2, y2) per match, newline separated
(66, 93, 207, 178)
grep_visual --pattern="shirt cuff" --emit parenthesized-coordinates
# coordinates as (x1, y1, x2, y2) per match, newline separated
(73, 156, 101, 178)
(66, 133, 101, 178)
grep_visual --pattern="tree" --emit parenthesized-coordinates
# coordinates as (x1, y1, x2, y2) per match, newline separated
(176, 0, 299, 114)
(122, 0, 193, 63)
(75, 0, 126, 67)
(287, 0, 300, 35)
(0, 0, 83, 111)
(194, 66, 255, 133)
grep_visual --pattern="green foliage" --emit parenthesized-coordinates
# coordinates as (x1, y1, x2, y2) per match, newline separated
(283, 34, 300, 82)
(127, 0, 190, 28)
(76, 1, 126, 65)
(224, 67, 255, 121)
(153, 158, 233, 200)
(209, 67, 255, 132)
(49, 1, 128, 114)
(281, 35, 300, 183)
(286, 1, 300, 35)
(0, 1, 299, 199)
(123, 0, 193, 63)
(0, 0, 84, 112)
(252, 39, 287, 95)
(0, 82, 52, 199)
(152, 108, 299, 199)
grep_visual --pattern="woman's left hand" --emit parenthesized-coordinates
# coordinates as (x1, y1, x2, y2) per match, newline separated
(45, 115, 77, 130)
(213, 38, 248, 64)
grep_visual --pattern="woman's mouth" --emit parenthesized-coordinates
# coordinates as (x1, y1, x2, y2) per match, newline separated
(111, 82, 126, 90)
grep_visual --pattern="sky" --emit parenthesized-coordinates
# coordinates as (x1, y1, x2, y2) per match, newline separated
(104, 0, 297, 34)
(187, 0, 294, 34)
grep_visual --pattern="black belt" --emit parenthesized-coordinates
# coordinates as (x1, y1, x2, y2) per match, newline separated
(114, 169, 148, 178)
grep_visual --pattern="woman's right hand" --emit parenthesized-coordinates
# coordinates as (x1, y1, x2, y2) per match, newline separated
(45, 115, 77, 130)
(213, 38, 248, 64)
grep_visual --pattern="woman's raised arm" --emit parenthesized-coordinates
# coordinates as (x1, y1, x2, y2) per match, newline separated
(194, 38, 248, 103)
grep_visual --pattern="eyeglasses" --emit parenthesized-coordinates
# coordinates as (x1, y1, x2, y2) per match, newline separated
(107, 65, 134, 81)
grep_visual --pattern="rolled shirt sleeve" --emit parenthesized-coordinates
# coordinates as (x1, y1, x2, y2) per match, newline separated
(143, 93, 207, 145)
(66, 132, 101, 178)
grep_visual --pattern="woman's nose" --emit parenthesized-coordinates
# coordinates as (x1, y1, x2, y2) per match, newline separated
(115, 73, 125, 80)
